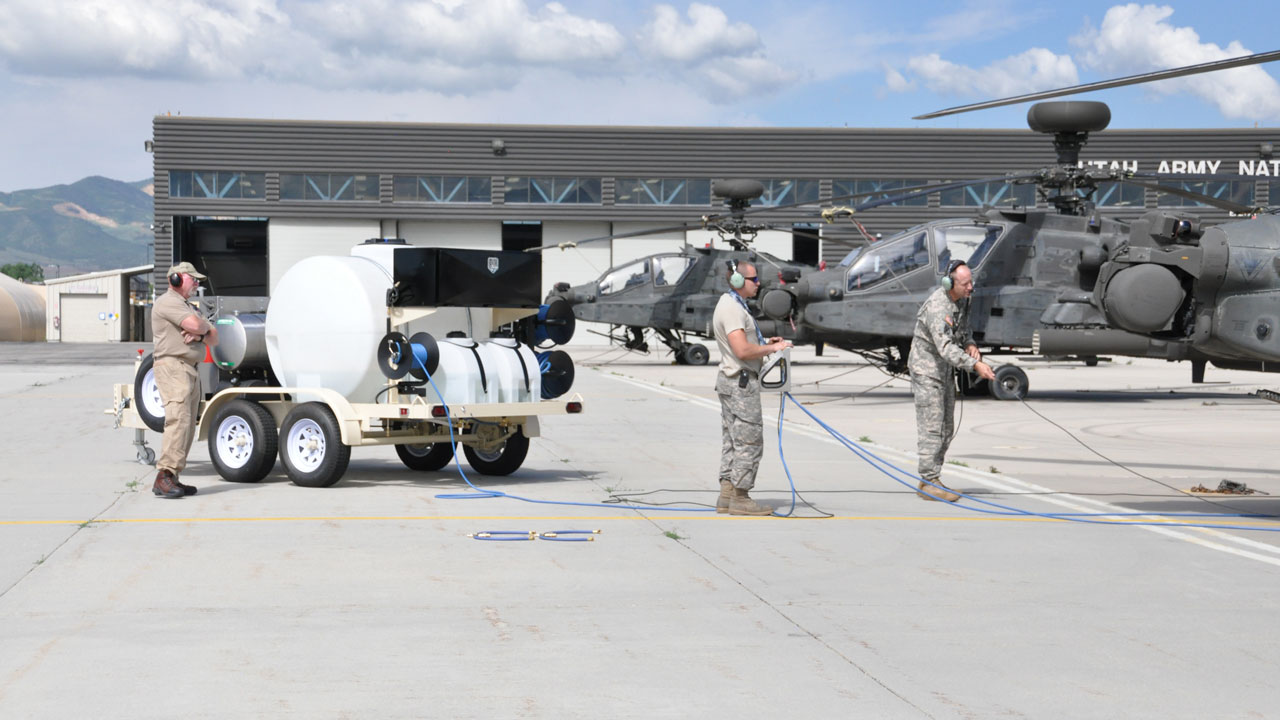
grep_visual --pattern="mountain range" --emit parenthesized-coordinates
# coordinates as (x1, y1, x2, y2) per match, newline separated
(0, 176, 153, 278)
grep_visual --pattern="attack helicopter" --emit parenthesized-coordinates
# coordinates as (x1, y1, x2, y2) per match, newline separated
(541, 50, 1280, 398)
(542, 179, 819, 366)
(907, 49, 1280, 385)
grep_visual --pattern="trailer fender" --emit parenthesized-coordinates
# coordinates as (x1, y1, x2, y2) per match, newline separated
(196, 387, 362, 446)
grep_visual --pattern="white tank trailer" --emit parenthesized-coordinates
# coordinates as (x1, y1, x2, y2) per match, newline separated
(111, 240, 581, 488)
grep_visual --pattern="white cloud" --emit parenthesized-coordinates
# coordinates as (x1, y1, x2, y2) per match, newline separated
(0, 0, 625, 92)
(1070, 3, 1280, 121)
(883, 64, 914, 93)
(636, 3, 792, 101)
(638, 3, 759, 62)
(890, 48, 1078, 98)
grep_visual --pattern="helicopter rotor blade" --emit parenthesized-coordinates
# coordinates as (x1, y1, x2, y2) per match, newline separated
(1122, 177, 1258, 215)
(914, 49, 1280, 120)
(819, 172, 1044, 217)
(525, 221, 705, 252)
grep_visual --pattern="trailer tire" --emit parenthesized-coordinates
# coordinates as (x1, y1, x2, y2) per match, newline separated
(463, 428, 529, 476)
(279, 403, 350, 488)
(395, 441, 457, 471)
(208, 399, 278, 483)
(133, 353, 166, 433)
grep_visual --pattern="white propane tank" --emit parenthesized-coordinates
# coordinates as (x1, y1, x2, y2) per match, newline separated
(480, 338, 540, 403)
(429, 338, 495, 406)
(265, 255, 391, 401)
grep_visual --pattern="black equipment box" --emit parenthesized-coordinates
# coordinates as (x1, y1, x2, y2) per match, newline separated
(391, 247, 541, 308)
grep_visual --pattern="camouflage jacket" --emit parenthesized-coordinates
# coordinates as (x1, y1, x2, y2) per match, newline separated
(908, 286, 977, 380)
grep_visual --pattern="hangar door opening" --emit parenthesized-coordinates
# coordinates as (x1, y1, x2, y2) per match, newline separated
(172, 217, 268, 296)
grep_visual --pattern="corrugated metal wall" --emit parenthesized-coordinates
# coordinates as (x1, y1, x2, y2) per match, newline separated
(152, 116, 1279, 270)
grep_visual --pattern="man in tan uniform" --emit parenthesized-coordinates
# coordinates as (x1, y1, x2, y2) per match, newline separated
(150, 262, 218, 498)
(712, 260, 791, 516)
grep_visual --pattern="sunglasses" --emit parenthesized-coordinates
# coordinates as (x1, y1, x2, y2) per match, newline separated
(743, 276, 759, 284)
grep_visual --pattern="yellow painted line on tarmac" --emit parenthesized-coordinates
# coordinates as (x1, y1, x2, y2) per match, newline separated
(1, 514, 1268, 527)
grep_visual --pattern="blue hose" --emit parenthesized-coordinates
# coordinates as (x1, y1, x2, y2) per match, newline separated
(776, 391, 1280, 533)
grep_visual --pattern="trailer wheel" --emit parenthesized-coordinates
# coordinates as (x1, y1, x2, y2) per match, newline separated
(279, 403, 350, 488)
(133, 353, 166, 433)
(991, 365, 1029, 401)
(395, 441, 457, 471)
(208, 399, 278, 483)
(463, 428, 529, 476)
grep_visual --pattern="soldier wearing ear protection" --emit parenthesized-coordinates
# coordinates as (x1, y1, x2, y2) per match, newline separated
(150, 262, 218, 499)
(908, 260, 995, 502)
(711, 260, 791, 515)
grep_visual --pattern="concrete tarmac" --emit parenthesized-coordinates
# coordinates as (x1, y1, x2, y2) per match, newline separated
(1, 342, 1279, 718)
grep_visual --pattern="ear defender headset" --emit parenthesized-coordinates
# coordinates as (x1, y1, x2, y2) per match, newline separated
(169, 273, 183, 288)
(726, 259, 745, 289)
(940, 259, 967, 291)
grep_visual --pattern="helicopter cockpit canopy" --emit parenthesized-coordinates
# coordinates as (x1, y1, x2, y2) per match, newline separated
(934, 223, 1004, 279)
(844, 221, 1006, 293)
(597, 254, 695, 295)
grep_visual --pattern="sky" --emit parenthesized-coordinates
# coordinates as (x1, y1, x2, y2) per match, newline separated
(1, 0, 1279, 191)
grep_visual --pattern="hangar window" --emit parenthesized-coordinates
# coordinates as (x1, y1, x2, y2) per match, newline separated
(279, 173, 379, 201)
(169, 171, 265, 199)
(846, 230, 929, 292)
(832, 179, 929, 206)
(598, 258, 650, 295)
(1157, 180, 1254, 208)
(752, 179, 820, 206)
(505, 177, 602, 204)
(615, 178, 712, 205)
(393, 175, 491, 203)
(1079, 181, 1145, 208)
(940, 181, 1035, 208)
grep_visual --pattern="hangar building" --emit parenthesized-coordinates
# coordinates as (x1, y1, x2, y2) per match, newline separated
(148, 116, 1277, 308)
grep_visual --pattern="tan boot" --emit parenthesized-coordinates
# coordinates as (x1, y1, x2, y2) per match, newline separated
(917, 479, 960, 503)
(716, 480, 733, 514)
(728, 488, 773, 516)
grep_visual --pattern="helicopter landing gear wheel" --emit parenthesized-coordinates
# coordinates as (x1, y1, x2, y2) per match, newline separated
(680, 343, 710, 366)
(991, 365, 1029, 401)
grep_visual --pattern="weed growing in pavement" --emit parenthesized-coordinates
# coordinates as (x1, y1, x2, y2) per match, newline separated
(664, 530, 684, 541)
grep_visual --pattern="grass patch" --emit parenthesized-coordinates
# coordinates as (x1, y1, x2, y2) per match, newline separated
(858, 435, 872, 443)
(664, 530, 684, 541)
(988, 465, 1001, 474)
(947, 460, 969, 467)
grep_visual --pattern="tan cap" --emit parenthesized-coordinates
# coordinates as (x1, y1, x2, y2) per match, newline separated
(167, 262, 206, 280)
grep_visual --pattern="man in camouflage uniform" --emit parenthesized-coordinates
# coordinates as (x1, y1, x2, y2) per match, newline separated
(712, 261, 792, 515)
(908, 261, 995, 502)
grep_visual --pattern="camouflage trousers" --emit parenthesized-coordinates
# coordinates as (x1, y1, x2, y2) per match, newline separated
(716, 371, 763, 490)
(911, 371, 955, 482)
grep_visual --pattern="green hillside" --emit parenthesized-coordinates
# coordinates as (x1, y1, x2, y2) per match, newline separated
(0, 176, 153, 276)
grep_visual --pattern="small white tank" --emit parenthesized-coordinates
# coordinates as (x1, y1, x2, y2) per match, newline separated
(424, 338, 495, 405)
(265, 255, 390, 401)
(480, 338, 540, 403)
